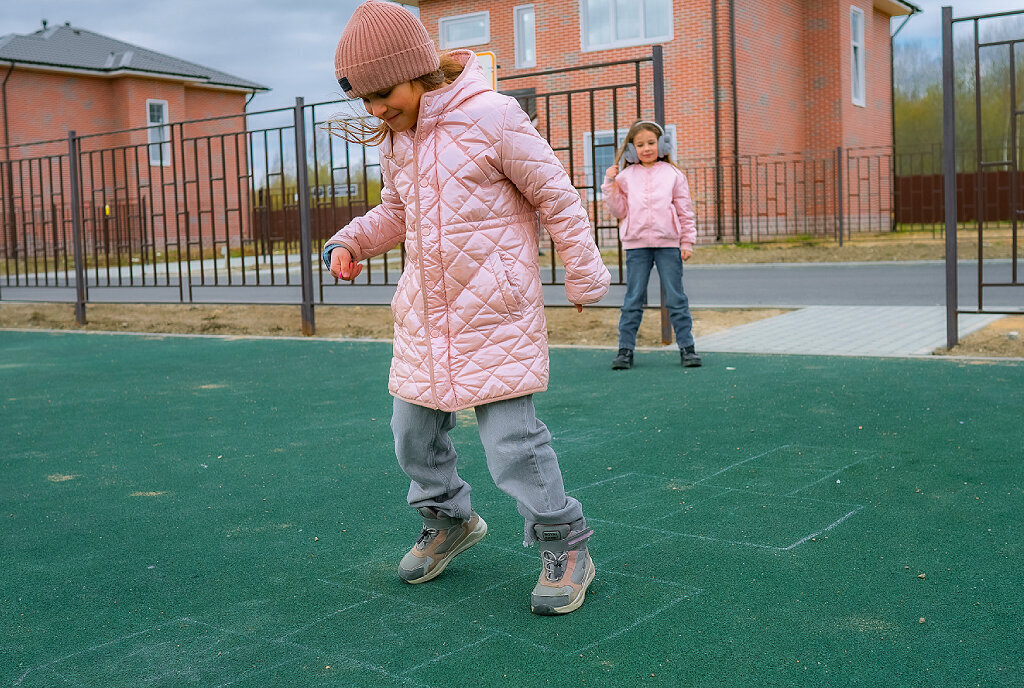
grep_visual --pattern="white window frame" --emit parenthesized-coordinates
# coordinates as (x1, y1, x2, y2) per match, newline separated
(850, 6, 866, 107)
(583, 124, 677, 197)
(438, 11, 490, 49)
(146, 99, 171, 167)
(514, 4, 536, 69)
(580, 0, 673, 53)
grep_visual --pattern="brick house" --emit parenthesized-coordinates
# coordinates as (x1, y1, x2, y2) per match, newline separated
(0, 22, 268, 255)
(415, 0, 920, 241)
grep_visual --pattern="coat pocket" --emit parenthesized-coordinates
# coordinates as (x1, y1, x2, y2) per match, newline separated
(486, 252, 525, 318)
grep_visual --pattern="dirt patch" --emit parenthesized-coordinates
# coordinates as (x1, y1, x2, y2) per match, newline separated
(2, 302, 1020, 357)
(0, 302, 783, 348)
(937, 315, 1024, 358)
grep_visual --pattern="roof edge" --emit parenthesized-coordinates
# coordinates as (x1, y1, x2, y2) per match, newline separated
(0, 59, 269, 92)
(874, 0, 921, 17)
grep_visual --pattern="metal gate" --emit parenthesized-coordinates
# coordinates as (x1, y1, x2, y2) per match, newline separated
(942, 6, 1024, 347)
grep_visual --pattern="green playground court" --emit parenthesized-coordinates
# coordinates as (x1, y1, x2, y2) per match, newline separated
(2, 330, 1022, 687)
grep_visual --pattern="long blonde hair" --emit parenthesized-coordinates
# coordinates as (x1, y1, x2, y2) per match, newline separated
(323, 52, 465, 146)
(614, 120, 678, 169)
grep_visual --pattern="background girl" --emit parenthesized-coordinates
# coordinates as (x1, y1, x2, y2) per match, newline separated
(602, 121, 701, 369)
(323, 1, 610, 615)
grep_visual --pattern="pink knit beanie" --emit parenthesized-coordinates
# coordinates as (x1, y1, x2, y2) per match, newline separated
(334, 1, 440, 98)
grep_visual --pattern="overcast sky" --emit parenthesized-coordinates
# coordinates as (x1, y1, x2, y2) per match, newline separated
(4, 0, 1024, 114)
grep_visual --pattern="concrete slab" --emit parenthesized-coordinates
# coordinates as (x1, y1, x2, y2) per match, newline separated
(697, 306, 1004, 357)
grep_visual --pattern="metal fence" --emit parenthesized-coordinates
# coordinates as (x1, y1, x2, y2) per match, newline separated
(941, 6, 1024, 348)
(0, 49, 998, 333)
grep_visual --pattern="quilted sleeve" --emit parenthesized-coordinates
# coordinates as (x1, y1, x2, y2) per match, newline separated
(324, 157, 406, 261)
(499, 102, 610, 305)
(672, 169, 697, 251)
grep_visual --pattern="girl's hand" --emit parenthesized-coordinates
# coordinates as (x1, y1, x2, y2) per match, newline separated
(604, 165, 618, 180)
(331, 246, 362, 281)
(574, 304, 583, 313)
(680, 248, 693, 262)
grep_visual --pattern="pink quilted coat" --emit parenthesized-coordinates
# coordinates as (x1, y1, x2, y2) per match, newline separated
(326, 51, 610, 412)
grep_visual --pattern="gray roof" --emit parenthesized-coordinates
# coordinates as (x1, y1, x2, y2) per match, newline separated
(0, 23, 268, 92)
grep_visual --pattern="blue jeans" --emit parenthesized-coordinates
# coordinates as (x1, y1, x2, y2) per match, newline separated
(391, 395, 586, 544)
(618, 247, 695, 350)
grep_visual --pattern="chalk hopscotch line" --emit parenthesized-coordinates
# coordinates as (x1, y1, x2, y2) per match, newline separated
(187, 616, 435, 688)
(14, 621, 177, 686)
(567, 471, 638, 495)
(13, 614, 434, 688)
(572, 595, 691, 655)
(589, 506, 865, 552)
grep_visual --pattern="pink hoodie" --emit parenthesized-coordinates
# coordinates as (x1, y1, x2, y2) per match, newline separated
(600, 161, 696, 251)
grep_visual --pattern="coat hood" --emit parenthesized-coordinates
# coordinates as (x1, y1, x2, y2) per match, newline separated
(415, 50, 490, 133)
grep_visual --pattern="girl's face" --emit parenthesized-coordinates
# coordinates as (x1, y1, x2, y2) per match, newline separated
(632, 129, 660, 166)
(362, 81, 426, 133)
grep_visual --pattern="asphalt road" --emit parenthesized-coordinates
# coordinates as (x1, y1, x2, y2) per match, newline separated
(3, 260, 1021, 310)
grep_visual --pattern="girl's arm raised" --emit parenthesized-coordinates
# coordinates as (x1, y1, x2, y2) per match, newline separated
(499, 102, 610, 306)
(600, 169, 628, 219)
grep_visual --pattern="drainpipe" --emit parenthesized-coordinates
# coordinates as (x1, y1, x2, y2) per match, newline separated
(890, 11, 917, 232)
(729, 0, 739, 241)
(2, 61, 16, 257)
(712, 0, 723, 241)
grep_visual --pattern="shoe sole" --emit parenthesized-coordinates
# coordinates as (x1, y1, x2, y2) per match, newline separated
(611, 362, 632, 370)
(403, 516, 488, 585)
(683, 360, 702, 367)
(531, 556, 596, 615)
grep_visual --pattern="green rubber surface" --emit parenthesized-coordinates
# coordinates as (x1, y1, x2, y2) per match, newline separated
(2, 330, 1022, 687)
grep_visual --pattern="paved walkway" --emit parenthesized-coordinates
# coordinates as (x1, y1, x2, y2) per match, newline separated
(696, 306, 1004, 357)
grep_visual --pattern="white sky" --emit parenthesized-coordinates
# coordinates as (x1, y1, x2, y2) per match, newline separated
(4, 0, 1024, 113)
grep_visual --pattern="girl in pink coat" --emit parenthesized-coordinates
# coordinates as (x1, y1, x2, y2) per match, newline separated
(602, 121, 702, 369)
(323, 1, 610, 615)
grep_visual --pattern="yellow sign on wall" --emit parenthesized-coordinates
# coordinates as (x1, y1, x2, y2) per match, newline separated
(475, 51, 497, 91)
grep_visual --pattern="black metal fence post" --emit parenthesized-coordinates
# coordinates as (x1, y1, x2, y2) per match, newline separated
(652, 45, 673, 346)
(293, 97, 316, 335)
(835, 146, 844, 247)
(942, 6, 959, 349)
(68, 131, 87, 324)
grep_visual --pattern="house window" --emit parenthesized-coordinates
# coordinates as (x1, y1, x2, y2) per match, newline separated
(146, 99, 171, 166)
(850, 6, 866, 107)
(514, 5, 536, 69)
(439, 11, 490, 49)
(583, 124, 677, 195)
(582, 0, 672, 52)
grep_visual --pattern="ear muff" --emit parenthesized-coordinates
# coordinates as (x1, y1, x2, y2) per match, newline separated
(624, 122, 672, 163)
(657, 132, 672, 157)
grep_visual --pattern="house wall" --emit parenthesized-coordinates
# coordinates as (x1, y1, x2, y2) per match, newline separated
(2, 67, 251, 251)
(841, 2, 895, 150)
(734, 0, 806, 155)
(419, 0, 899, 161)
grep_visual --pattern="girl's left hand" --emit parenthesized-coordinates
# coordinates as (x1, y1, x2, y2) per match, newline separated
(680, 248, 693, 262)
(574, 304, 583, 313)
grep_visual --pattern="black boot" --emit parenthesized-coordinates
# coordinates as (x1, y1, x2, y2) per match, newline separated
(681, 345, 702, 367)
(611, 348, 634, 370)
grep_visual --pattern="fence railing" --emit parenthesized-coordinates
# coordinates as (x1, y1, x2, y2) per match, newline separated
(0, 50, 1011, 332)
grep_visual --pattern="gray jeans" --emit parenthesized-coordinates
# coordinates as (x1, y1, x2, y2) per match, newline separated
(391, 395, 585, 543)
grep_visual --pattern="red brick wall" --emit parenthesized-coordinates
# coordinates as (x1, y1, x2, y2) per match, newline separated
(734, 0, 806, 155)
(841, 3, 894, 150)
(419, 0, 898, 160)
(2, 67, 250, 250)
